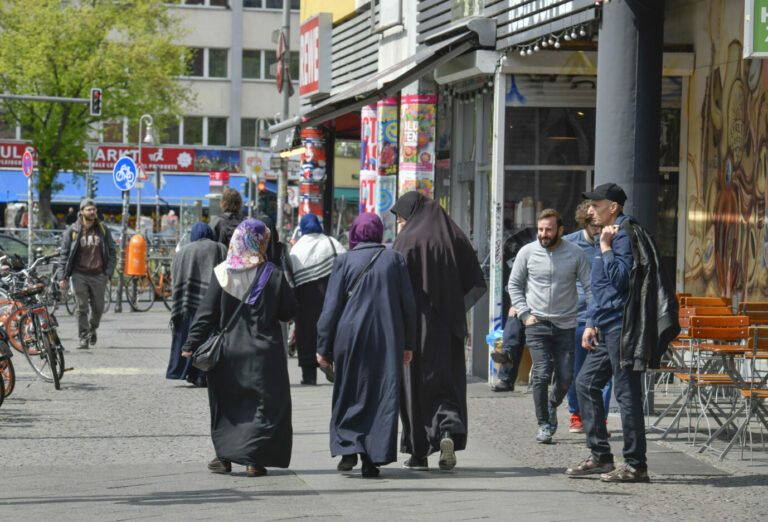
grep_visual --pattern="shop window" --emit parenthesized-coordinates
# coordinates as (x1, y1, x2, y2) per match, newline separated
(186, 47, 204, 77)
(0, 120, 15, 140)
(208, 117, 227, 146)
(183, 116, 203, 145)
(102, 122, 123, 143)
(209, 49, 228, 78)
(243, 50, 261, 79)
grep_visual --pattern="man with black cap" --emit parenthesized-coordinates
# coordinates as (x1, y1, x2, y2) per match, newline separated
(565, 182, 678, 483)
(57, 199, 117, 349)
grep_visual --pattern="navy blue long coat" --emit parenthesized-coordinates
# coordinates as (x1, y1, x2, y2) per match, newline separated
(317, 242, 417, 464)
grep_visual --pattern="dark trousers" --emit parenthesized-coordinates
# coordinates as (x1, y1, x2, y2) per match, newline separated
(567, 323, 612, 415)
(525, 320, 574, 426)
(498, 315, 525, 384)
(575, 327, 647, 469)
(72, 272, 107, 341)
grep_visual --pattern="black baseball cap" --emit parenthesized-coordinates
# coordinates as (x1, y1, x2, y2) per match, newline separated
(582, 183, 627, 206)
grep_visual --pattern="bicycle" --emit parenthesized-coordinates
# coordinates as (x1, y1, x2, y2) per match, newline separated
(0, 328, 14, 402)
(123, 253, 172, 312)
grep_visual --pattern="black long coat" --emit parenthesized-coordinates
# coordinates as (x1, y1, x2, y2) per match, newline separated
(183, 265, 298, 468)
(316, 243, 417, 464)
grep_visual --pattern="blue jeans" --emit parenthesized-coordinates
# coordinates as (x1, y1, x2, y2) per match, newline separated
(498, 315, 525, 384)
(567, 323, 612, 415)
(575, 327, 647, 469)
(525, 320, 574, 426)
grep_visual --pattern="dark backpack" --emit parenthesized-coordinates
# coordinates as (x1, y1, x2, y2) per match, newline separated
(217, 213, 243, 246)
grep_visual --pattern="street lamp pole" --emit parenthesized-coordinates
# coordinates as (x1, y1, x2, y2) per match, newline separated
(137, 114, 154, 233)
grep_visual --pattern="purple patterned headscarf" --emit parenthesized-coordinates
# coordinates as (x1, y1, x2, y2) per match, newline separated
(349, 212, 384, 249)
(225, 219, 274, 304)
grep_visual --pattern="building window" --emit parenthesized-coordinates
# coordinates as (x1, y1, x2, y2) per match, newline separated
(208, 117, 227, 146)
(183, 117, 203, 145)
(242, 50, 261, 79)
(209, 49, 228, 78)
(241, 118, 257, 148)
(160, 120, 180, 145)
(0, 119, 16, 140)
(259, 0, 300, 9)
(265, 50, 299, 80)
(187, 47, 204, 77)
(169, 0, 228, 5)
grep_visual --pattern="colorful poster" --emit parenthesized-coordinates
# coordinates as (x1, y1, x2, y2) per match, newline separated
(360, 170, 377, 214)
(376, 174, 397, 245)
(377, 97, 399, 176)
(361, 104, 377, 172)
(301, 128, 327, 182)
(398, 94, 437, 197)
(194, 149, 240, 172)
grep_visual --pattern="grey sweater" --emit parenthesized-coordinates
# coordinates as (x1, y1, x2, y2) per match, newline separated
(508, 239, 592, 329)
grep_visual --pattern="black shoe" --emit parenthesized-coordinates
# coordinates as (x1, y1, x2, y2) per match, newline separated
(208, 458, 231, 473)
(402, 455, 428, 471)
(246, 465, 268, 477)
(337, 454, 358, 471)
(89, 330, 97, 346)
(438, 431, 456, 471)
(492, 380, 514, 392)
(361, 459, 380, 478)
(319, 364, 334, 383)
(490, 351, 514, 368)
(301, 366, 317, 385)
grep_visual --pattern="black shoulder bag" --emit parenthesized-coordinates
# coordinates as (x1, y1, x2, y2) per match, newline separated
(346, 247, 384, 300)
(191, 263, 267, 371)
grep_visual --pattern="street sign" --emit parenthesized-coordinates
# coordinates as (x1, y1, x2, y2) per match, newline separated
(745, 0, 768, 57)
(113, 156, 138, 191)
(270, 157, 283, 169)
(135, 181, 144, 189)
(287, 186, 299, 207)
(137, 163, 149, 181)
(22, 151, 33, 177)
(287, 159, 300, 172)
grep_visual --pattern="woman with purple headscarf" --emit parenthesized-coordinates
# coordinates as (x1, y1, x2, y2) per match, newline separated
(316, 213, 417, 478)
(182, 219, 297, 477)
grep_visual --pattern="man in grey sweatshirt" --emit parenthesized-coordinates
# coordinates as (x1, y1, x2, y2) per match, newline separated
(508, 209, 592, 444)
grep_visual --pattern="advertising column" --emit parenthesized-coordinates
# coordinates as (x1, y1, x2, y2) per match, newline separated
(398, 94, 437, 198)
(376, 97, 399, 244)
(359, 104, 377, 214)
(299, 128, 326, 220)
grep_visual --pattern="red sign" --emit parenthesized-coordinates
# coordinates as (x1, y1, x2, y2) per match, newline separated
(0, 143, 37, 168)
(299, 14, 331, 97)
(209, 171, 230, 186)
(92, 146, 196, 172)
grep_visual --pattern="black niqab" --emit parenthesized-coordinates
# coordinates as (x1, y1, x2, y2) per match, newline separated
(391, 192, 486, 340)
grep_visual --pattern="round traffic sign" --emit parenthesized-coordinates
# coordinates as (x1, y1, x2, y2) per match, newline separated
(113, 156, 138, 191)
(22, 151, 33, 177)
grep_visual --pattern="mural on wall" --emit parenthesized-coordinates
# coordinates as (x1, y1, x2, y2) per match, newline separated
(685, 1, 768, 299)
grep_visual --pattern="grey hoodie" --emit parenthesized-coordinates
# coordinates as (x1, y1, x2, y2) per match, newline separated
(507, 238, 592, 329)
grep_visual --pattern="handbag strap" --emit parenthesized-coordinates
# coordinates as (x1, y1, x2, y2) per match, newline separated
(347, 247, 384, 299)
(327, 236, 337, 257)
(221, 262, 267, 334)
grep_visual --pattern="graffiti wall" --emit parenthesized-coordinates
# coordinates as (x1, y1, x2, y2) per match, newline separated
(684, 0, 768, 300)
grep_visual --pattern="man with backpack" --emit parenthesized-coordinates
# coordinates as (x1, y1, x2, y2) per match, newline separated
(57, 199, 117, 349)
(210, 187, 244, 246)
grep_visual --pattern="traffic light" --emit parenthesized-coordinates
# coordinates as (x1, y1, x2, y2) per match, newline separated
(89, 88, 102, 117)
(88, 177, 99, 198)
(258, 182, 266, 193)
(242, 181, 250, 199)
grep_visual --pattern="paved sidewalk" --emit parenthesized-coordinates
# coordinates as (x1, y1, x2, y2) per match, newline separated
(1, 307, 766, 520)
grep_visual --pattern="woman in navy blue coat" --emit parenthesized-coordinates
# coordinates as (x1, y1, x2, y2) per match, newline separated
(316, 213, 417, 478)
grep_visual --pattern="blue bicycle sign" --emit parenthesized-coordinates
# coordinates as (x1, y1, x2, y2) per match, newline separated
(113, 156, 137, 191)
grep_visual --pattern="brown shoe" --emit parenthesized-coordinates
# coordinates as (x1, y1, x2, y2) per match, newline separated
(600, 464, 649, 483)
(565, 457, 614, 477)
(246, 465, 267, 477)
(208, 458, 231, 473)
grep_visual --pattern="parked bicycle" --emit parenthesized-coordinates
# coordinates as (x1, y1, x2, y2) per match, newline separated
(123, 252, 172, 312)
(0, 328, 13, 405)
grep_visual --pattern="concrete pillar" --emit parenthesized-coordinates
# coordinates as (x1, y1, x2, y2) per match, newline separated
(594, 0, 664, 234)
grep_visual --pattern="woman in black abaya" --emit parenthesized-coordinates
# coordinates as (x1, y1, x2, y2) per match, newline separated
(391, 191, 486, 472)
(182, 219, 297, 477)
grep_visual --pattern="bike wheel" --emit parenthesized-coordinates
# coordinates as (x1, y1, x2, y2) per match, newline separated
(22, 320, 55, 383)
(124, 275, 154, 312)
(6, 306, 27, 353)
(0, 372, 4, 407)
(65, 285, 77, 315)
(161, 272, 172, 311)
(0, 357, 14, 398)
(42, 334, 61, 390)
(103, 278, 113, 313)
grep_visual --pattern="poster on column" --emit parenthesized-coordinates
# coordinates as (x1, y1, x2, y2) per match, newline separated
(398, 94, 437, 197)
(376, 175, 397, 245)
(360, 170, 377, 213)
(377, 97, 398, 176)
(361, 104, 377, 172)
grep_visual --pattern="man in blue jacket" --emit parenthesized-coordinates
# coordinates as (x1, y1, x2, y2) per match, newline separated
(565, 183, 649, 483)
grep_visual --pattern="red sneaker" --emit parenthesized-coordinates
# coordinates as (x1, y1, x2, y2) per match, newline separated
(569, 413, 585, 433)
